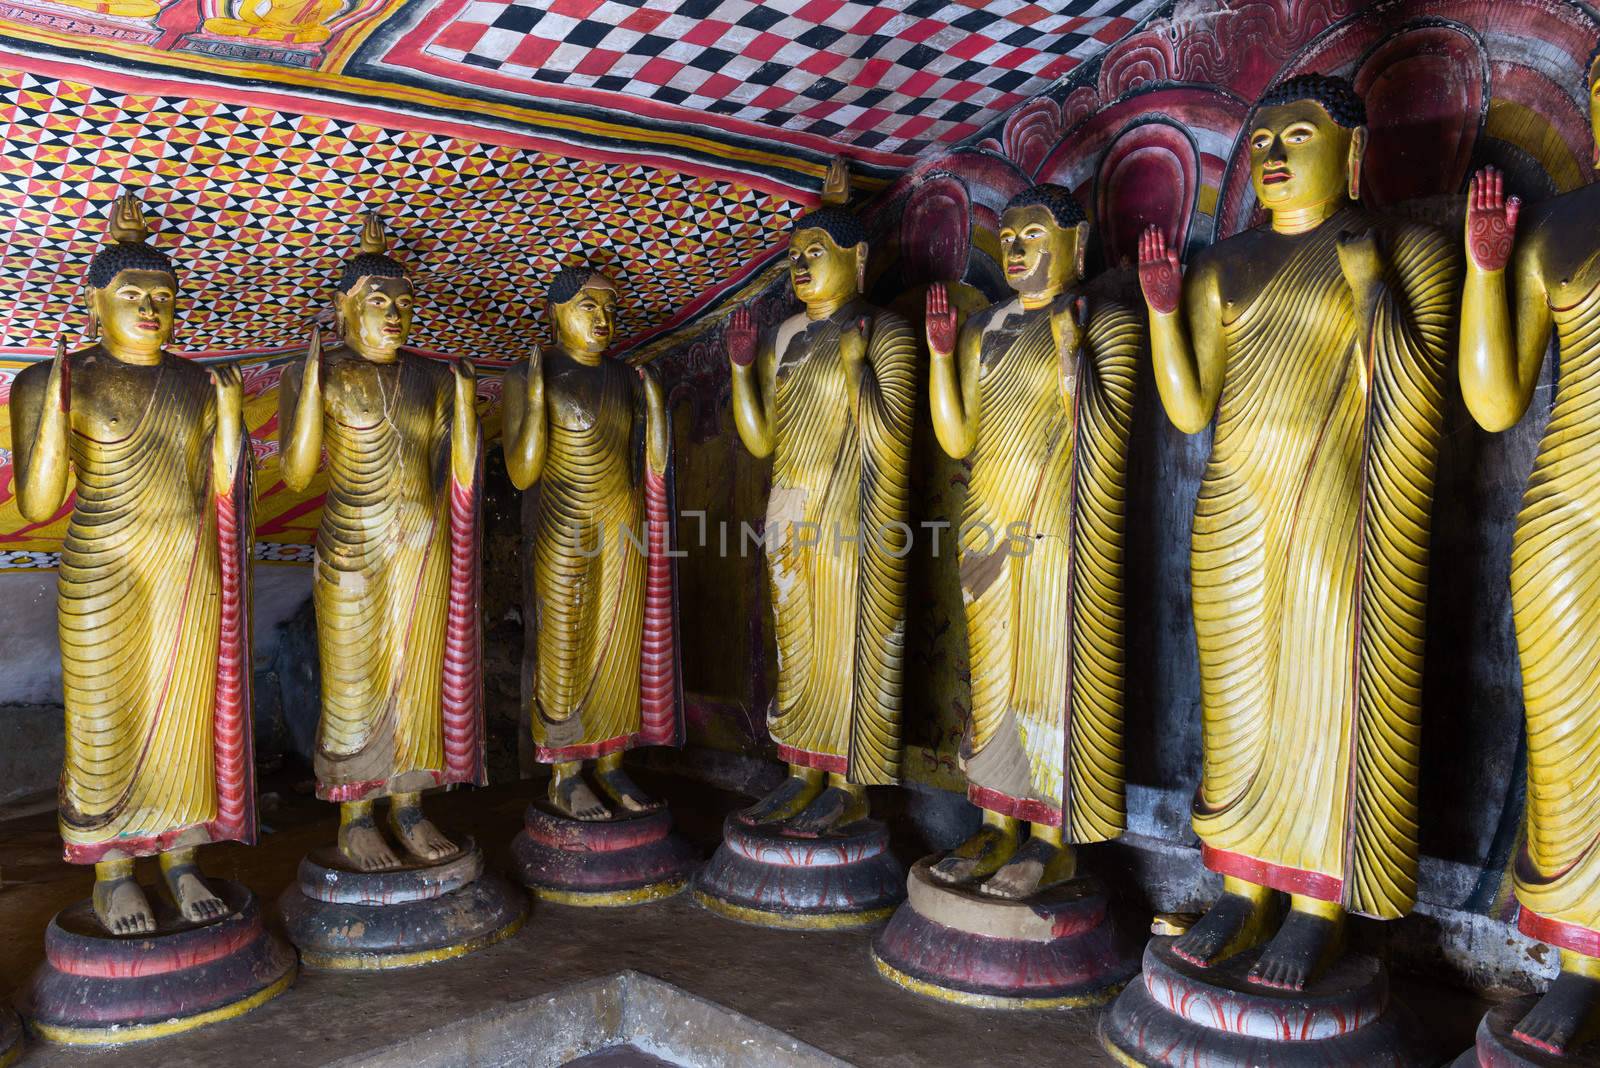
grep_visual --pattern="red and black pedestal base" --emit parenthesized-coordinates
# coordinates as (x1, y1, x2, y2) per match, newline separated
(1452, 996, 1600, 1067)
(693, 814, 905, 930)
(22, 880, 295, 1045)
(511, 802, 699, 906)
(280, 837, 525, 970)
(871, 858, 1137, 1008)
(1099, 937, 1436, 1066)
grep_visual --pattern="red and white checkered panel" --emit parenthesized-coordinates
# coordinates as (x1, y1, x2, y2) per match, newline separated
(421, 0, 1156, 156)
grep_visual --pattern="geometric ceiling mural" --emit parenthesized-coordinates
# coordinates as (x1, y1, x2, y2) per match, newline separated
(0, 70, 803, 356)
(0, 0, 1157, 182)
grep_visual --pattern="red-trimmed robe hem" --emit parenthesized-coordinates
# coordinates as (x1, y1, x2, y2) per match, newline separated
(777, 744, 848, 775)
(967, 784, 1064, 827)
(1519, 905, 1600, 959)
(1201, 844, 1344, 902)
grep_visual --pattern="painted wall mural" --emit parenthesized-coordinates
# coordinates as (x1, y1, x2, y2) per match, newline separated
(0, 0, 1161, 189)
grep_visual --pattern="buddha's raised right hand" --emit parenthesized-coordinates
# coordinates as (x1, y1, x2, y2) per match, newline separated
(303, 325, 324, 399)
(1138, 225, 1182, 316)
(47, 335, 70, 415)
(1466, 166, 1520, 274)
(726, 306, 757, 368)
(925, 283, 956, 359)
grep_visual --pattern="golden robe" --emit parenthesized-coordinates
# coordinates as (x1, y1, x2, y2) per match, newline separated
(1512, 268, 1600, 951)
(519, 355, 680, 760)
(763, 303, 916, 785)
(15, 352, 257, 863)
(311, 349, 483, 801)
(1190, 216, 1456, 918)
(957, 300, 1139, 841)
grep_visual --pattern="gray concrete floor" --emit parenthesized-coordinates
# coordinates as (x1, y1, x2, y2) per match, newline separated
(0, 773, 1498, 1066)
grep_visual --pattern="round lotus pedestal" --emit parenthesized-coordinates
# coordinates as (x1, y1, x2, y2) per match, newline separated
(1452, 996, 1600, 1067)
(510, 802, 699, 906)
(871, 857, 1137, 1009)
(22, 880, 295, 1045)
(280, 838, 525, 970)
(1100, 937, 1436, 1067)
(693, 813, 904, 930)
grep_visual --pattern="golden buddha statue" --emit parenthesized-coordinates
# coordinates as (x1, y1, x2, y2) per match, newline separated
(505, 264, 679, 820)
(280, 212, 484, 872)
(9, 194, 255, 934)
(924, 185, 1139, 899)
(1457, 46, 1600, 1054)
(203, 0, 342, 44)
(1135, 74, 1458, 990)
(725, 159, 917, 835)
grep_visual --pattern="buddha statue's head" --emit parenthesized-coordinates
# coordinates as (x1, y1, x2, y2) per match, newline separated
(1000, 184, 1088, 301)
(336, 213, 413, 359)
(547, 264, 619, 359)
(1249, 74, 1368, 220)
(787, 206, 867, 311)
(86, 195, 178, 362)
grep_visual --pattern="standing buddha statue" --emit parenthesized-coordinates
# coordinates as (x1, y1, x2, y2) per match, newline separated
(504, 264, 680, 820)
(725, 159, 918, 836)
(280, 212, 484, 872)
(1135, 74, 1458, 990)
(924, 184, 1140, 900)
(9, 194, 255, 935)
(1456, 42, 1600, 1056)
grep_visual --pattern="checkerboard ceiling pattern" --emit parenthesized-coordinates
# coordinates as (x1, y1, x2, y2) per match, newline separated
(0, 71, 800, 355)
(422, 0, 1156, 156)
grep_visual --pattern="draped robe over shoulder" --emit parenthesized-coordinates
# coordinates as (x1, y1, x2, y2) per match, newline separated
(517, 354, 680, 761)
(762, 302, 916, 785)
(310, 349, 483, 801)
(957, 299, 1139, 841)
(1510, 232, 1600, 953)
(1189, 213, 1456, 918)
(21, 351, 257, 863)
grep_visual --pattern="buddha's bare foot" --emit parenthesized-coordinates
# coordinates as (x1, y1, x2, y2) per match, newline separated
(783, 786, 869, 837)
(741, 774, 823, 825)
(550, 773, 611, 821)
(978, 837, 1076, 900)
(1513, 970, 1600, 1054)
(1246, 907, 1343, 991)
(930, 823, 1018, 885)
(338, 813, 402, 871)
(93, 875, 156, 936)
(1172, 891, 1272, 967)
(594, 764, 662, 814)
(162, 863, 230, 924)
(389, 803, 460, 863)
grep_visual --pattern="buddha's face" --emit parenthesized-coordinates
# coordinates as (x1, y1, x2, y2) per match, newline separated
(1000, 205, 1082, 297)
(788, 227, 862, 306)
(1589, 62, 1600, 167)
(92, 269, 176, 357)
(551, 281, 618, 355)
(340, 276, 414, 356)
(1249, 99, 1358, 213)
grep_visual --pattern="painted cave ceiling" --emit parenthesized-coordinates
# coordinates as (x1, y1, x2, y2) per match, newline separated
(0, 0, 1153, 356)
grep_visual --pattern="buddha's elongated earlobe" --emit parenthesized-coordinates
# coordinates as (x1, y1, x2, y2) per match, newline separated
(1347, 126, 1368, 202)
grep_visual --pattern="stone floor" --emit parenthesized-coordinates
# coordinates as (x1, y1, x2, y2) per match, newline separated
(0, 772, 1501, 1066)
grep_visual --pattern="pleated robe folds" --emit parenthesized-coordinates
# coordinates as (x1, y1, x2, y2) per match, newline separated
(761, 302, 917, 785)
(956, 299, 1140, 842)
(1188, 216, 1457, 919)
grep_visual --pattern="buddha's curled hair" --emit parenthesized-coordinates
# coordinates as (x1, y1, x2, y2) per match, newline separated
(1004, 184, 1087, 228)
(87, 241, 176, 291)
(1258, 73, 1367, 129)
(338, 252, 407, 295)
(790, 205, 866, 249)
(548, 262, 613, 306)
